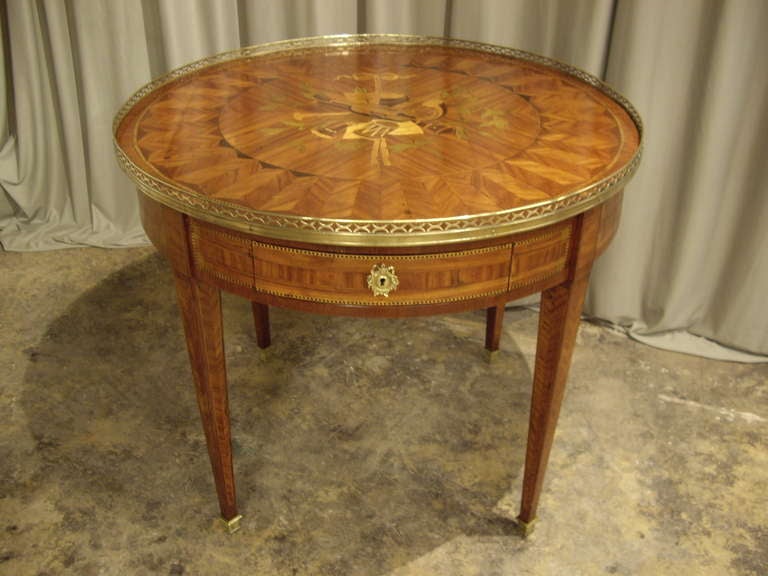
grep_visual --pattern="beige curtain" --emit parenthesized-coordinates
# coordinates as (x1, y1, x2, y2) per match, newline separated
(587, 0, 768, 359)
(1, 0, 766, 356)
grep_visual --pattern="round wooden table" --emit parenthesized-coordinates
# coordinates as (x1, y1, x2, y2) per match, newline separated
(114, 35, 642, 535)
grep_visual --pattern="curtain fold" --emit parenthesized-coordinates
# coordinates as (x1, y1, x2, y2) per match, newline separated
(0, 0, 149, 248)
(586, 0, 768, 356)
(449, 0, 615, 74)
(1, 0, 765, 356)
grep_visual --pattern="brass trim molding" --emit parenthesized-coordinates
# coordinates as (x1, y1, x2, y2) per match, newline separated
(192, 226, 252, 249)
(252, 284, 508, 307)
(251, 240, 512, 260)
(508, 266, 566, 290)
(512, 223, 572, 247)
(114, 34, 643, 248)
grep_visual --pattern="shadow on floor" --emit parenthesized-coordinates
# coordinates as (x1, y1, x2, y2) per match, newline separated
(20, 252, 533, 575)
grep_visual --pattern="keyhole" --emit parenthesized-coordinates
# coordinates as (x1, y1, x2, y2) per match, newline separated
(379, 277, 387, 287)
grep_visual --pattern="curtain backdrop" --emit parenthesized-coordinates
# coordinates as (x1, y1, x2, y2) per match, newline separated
(1, 0, 766, 357)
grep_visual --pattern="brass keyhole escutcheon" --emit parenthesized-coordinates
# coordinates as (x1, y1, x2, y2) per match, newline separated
(367, 263, 399, 297)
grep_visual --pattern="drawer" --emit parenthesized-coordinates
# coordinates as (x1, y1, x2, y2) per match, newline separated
(250, 242, 512, 306)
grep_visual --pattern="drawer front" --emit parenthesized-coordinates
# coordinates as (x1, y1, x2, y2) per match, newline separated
(251, 242, 512, 306)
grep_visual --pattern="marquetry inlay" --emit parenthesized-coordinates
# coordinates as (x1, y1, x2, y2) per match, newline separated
(509, 223, 572, 289)
(189, 220, 254, 287)
(114, 35, 642, 246)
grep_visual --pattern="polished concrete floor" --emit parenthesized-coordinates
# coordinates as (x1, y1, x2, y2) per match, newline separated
(1, 246, 766, 576)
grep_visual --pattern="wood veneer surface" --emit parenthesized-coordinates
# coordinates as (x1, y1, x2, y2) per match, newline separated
(115, 39, 640, 239)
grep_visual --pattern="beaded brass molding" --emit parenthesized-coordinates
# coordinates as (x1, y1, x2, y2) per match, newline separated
(250, 240, 512, 261)
(190, 223, 252, 249)
(512, 223, 573, 247)
(251, 283, 508, 308)
(114, 34, 643, 248)
(508, 268, 567, 290)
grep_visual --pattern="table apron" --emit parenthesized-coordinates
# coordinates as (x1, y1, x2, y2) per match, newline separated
(137, 191, 623, 317)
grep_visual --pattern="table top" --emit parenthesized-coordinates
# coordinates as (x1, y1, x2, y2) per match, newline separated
(114, 35, 642, 247)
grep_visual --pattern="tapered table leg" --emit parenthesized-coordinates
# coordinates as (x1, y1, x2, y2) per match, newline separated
(174, 274, 241, 532)
(516, 272, 591, 535)
(251, 302, 271, 349)
(485, 305, 505, 352)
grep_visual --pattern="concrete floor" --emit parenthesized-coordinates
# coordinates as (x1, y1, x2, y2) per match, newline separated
(0, 246, 766, 576)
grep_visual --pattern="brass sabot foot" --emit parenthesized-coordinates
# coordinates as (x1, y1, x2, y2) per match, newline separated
(222, 514, 243, 534)
(514, 516, 536, 538)
(484, 349, 499, 364)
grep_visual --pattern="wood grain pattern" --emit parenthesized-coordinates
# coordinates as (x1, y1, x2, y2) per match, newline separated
(251, 302, 271, 349)
(186, 216, 575, 310)
(189, 220, 254, 287)
(485, 306, 505, 352)
(595, 190, 623, 257)
(509, 222, 572, 289)
(116, 40, 640, 238)
(137, 193, 191, 276)
(517, 206, 601, 526)
(173, 274, 238, 522)
(250, 241, 513, 305)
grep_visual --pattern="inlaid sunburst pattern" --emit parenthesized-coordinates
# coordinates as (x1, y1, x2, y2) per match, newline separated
(116, 39, 640, 235)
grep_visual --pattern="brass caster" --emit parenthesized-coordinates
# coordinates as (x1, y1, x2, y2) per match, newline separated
(514, 516, 536, 538)
(222, 514, 243, 534)
(484, 349, 499, 364)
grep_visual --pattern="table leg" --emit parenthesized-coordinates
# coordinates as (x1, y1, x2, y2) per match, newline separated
(485, 305, 505, 353)
(174, 274, 241, 533)
(516, 272, 590, 536)
(251, 302, 271, 349)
